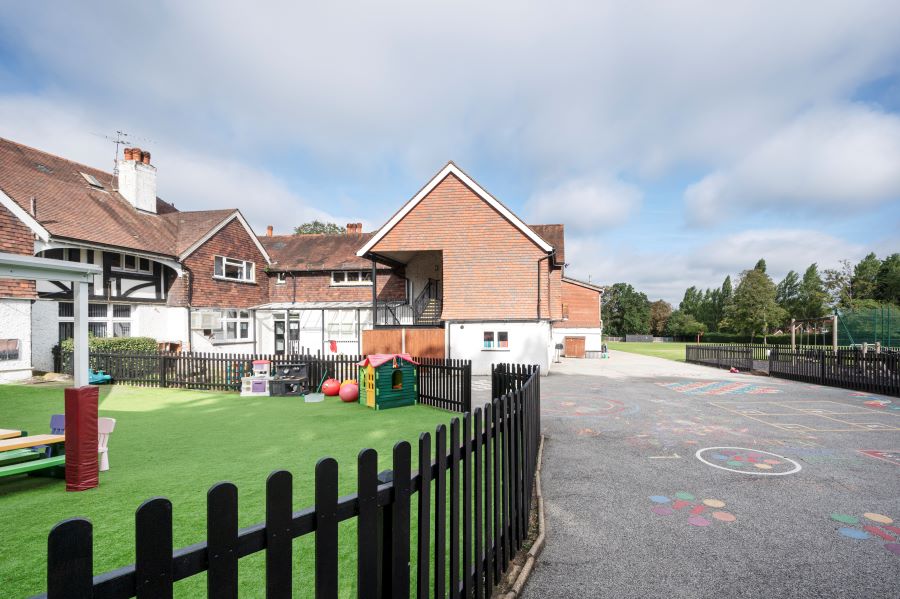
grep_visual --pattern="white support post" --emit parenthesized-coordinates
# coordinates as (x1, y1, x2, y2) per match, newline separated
(832, 314, 838, 351)
(791, 319, 796, 350)
(73, 280, 89, 388)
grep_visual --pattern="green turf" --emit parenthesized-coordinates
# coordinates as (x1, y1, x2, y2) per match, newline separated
(0, 383, 458, 598)
(605, 341, 688, 362)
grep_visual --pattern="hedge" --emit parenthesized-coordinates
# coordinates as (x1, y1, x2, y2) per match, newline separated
(59, 336, 158, 354)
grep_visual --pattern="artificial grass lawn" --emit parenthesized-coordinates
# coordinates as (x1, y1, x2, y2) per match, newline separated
(0, 383, 458, 598)
(605, 341, 688, 362)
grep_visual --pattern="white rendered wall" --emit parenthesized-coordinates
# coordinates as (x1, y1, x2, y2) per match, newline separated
(447, 321, 550, 376)
(551, 327, 604, 352)
(133, 305, 188, 345)
(0, 299, 32, 381)
(31, 299, 58, 372)
(256, 311, 276, 354)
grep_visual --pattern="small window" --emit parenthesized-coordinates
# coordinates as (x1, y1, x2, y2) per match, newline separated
(392, 370, 403, 390)
(58, 322, 74, 342)
(361, 271, 372, 282)
(498, 331, 509, 348)
(113, 304, 131, 318)
(124, 254, 136, 270)
(113, 322, 131, 337)
(88, 322, 108, 337)
(332, 271, 345, 284)
(346, 271, 360, 282)
(45, 249, 64, 260)
(331, 270, 373, 286)
(139, 258, 152, 273)
(88, 303, 108, 318)
(214, 256, 255, 282)
(276, 272, 286, 285)
(80, 172, 104, 189)
(59, 302, 74, 318)
(66, 249, 80, 262)
(483, 332, 495, 349)
(109, 253, 121, 269)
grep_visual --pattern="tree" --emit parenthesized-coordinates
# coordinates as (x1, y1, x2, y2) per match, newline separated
(775, 270, 801, 323)
(851, 252, 881, 302)
(716, 276, 734, 332)
(601, 283, 651, 336)
(875, 253, 900, 304)
(823, 260, 854, 309)
(679, 286, 703, 317)
(725, 267, 786, 342)
(797, 264, 828, 320)
(754, 258, 767, 273)
(294, 220, 345, 235)
(649, 300, 673, 336)
(665, 310, 707, 338)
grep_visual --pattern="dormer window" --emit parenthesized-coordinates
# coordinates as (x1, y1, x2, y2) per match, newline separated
(214, 256, 255, 283)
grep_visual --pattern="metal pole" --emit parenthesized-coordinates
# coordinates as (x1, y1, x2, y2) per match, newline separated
(832, 314, 838, 351)
(791, 318, 796, 350)
(73, 280, 89, 387)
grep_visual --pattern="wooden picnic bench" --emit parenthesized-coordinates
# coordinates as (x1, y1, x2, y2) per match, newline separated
(0, 434, 66, 479)
(0, 428, 22, 440)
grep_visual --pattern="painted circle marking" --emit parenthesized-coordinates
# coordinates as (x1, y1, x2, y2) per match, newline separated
(703, 499, 725, 508)
(838, 527, 870, 540)
(675, 492, 695, 500)
(763, 459, 781, 465)
(831, 514, 859, 525)
(863, 513, 893, 524)
(687, 515, 710, 526)
(712, 511, 736, 522)
(695, 447, 802, 476)
(649, 495, 670, 504)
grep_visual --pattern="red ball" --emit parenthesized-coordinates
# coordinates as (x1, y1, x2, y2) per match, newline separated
(339, 383, 359, 403)
(321, 378, 341, 396)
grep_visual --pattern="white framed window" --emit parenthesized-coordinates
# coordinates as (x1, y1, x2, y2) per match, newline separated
(192, 309, 252, 342)
(482, 330, 509, 351)
(325, 310, 359, 340)
(330, 270, 373, 286)
(276, 272, 287, 285)
(110, 252, 153, 274)
(59, 302, 133, 340)
(214, 256, 255, 283)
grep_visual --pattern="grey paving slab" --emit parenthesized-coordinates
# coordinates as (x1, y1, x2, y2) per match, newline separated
(523, 351, 900, 599)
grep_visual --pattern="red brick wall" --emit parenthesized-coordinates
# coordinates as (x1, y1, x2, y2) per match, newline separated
(0, 203, 36, 299)
(557, 280, 601, 327)
(168, 218, 269, 308)
(266, 269, 406, 303)
(370, 174, 554, 321)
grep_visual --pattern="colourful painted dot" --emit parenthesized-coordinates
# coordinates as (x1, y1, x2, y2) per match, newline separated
(712, 511, 736, 522)
(838, 527, 870, 540)
(703, 499, 725, 508)
(831, 514, 859, 525)
(763, 459, 781, 465)
(711, 453, 729, 460)
(649, 496, 670, 503)
(885, 543, 900, 555)
(754, 463, 773, 470)
(863, 513, 893, 524)
(726, 461, 744, 467)
(651, 506, 674, 516)
(687, 515, 710, 526)
(675, 492, 695, 500)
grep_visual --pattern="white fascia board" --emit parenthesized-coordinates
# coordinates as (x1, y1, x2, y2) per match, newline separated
(357, 162, 553, 256)
(0, 189, 51, 241)
(35, 238, 183, 276)
(562, 277, 603, 293)
(179, 211, 272, 264)
(0, 251, 101, 283)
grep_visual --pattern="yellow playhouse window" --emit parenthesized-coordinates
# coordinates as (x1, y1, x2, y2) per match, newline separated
(392, 370, 403, 390)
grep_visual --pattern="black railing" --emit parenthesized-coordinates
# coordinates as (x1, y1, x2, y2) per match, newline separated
(686, 345, 899, 397)
(36, 364, 541, 599)
(375, 299, 443, 327)
(54, 350, 473, 412)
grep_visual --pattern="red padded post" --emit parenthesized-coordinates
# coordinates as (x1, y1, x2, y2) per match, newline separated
(65, 386, 99, 492)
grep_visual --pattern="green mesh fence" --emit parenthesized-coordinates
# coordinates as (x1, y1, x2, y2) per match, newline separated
(837, 305, 899, 347)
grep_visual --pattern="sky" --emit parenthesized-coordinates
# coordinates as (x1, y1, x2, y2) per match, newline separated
(1, 1, 899, 304)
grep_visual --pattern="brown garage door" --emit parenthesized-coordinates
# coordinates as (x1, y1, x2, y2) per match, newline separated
(564, 336, 586, 358)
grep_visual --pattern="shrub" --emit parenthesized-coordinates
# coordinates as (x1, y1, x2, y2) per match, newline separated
(60, 335, 158, 354)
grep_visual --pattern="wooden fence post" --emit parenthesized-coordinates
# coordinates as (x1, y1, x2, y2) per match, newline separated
(47, 519, 93, 599)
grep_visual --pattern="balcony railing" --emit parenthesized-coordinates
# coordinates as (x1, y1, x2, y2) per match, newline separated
(375, 300, 443, 327)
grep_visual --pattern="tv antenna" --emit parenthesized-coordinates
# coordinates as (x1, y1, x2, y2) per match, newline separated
(93, 130, 155, 186)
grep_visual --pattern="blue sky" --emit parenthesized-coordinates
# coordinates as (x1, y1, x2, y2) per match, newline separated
(1, 1, 899, 303)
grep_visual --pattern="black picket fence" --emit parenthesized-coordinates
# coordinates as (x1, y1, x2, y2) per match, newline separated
(35, 364, 541, 599)
(687, 345, 900, 397)
(55, 350, 472, 413)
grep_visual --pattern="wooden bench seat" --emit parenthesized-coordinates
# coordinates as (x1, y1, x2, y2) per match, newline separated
(0, 455, 65, 478)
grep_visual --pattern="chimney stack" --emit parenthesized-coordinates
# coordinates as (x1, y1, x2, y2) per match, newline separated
(118, 147, 158, 213)
(346, 222, 363, 234)
(266, 225, 273, 237)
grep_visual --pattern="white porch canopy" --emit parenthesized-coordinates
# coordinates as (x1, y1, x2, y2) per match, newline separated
(0, 252, 102, 387)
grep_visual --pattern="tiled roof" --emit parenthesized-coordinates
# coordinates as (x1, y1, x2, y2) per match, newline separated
(0, 137, 239, 258)
(530, 224, 565, 264)
(261, 233, 375, 271)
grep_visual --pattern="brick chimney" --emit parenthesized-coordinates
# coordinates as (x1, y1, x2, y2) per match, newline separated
(346, 222, 363, 234)
(266, 225, 273, 237)
(118, 146, 158, 213)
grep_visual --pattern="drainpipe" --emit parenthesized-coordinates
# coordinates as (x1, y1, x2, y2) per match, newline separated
(291, 271, 297, 304)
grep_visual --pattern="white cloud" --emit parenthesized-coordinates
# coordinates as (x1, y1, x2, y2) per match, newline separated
(525, 177, 642, 231)
(686, 105, 900, 224)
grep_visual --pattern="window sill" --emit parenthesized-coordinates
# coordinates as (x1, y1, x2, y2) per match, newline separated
(481, 348, 511, 352)
(209, 339, 254, 346)
(330, 283, 373, 287)
(213, 276, 256, 285)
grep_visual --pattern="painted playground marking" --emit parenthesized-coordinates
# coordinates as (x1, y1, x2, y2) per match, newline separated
(657, 381, 781, 395)
(649, 493, 737, 526)
(858, 450, 900, 466)
(695, 447, 802, 476)
(710, 400, 900, 432)
(830, 512, 900, 556)
(544, 398, 639, 418)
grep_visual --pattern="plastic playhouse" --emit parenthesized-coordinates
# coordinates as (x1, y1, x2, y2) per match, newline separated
(357, 354, 418, 410)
